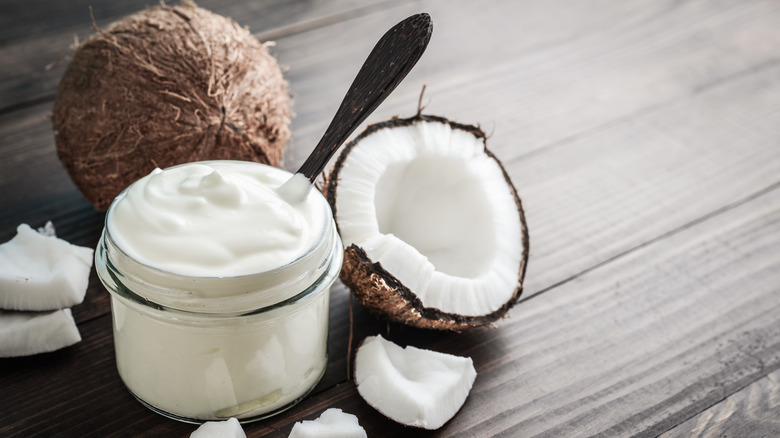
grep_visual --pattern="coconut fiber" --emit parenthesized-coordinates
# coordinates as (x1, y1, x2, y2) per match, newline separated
(53, 1, 291, 210)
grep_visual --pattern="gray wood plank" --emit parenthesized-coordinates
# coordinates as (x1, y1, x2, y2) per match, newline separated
(510, 55, 780, 300)
(0, 102, 77, 217)
(660, 368, 780, 438)
(0, 0, 392, 45)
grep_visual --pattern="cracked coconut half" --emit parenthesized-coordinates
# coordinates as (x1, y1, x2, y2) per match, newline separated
(326, 114, 528, 331)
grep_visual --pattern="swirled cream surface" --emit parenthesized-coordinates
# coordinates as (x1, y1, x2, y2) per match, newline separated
(107, 161, 324, 277)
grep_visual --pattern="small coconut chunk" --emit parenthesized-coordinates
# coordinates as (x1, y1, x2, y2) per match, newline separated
(190, 417, 245, 438)
(0, 223, 93, 311)
(354, 335, 476, 430)
(288, 408, 367, 438)
(37, 221, 56, 237)
(0, 309, 81, 357)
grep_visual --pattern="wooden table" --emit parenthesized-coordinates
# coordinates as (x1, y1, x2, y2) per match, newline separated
(2, 1, 779, 436)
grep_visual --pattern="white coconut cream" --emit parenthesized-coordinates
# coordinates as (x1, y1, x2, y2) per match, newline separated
(107, 161, 324, 277)
(95, 161, 342, 422)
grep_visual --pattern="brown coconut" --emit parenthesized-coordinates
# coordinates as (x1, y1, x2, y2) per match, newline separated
(53, 1, 291, 210)
(325, 114, 529, 332)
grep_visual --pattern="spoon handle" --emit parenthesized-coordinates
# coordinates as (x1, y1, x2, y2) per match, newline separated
(296, 13, 433, 182)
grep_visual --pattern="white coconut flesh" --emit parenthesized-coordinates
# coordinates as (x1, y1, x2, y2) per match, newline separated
(0, 308, 81, 357)
(288, 408, 367, 438)
(0, 223, 94, 311)
(190, 417, 245, 438)
(333, 119, 524, 317)
(354, 335, 476, 430)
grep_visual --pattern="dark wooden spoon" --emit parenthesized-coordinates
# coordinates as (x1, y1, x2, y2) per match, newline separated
(278, 13, 433, 203)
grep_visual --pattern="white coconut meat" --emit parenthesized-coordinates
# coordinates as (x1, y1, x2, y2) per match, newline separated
(328, 115, 528, 329)
(288, 408, 367, 438)
(190, 417, 245, 438)
(0, 308, 81, 357)
(0, 223, 93, 311)
(354, 335, 476, 430)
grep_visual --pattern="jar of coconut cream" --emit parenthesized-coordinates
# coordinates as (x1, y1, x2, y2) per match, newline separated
(95, 161, 342, 423)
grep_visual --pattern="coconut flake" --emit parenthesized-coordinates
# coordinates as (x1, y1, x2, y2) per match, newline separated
(288, 408, 367, 438)
(354, 335, 477, 430)
(0, 308, 81, 357)
(0, 223, 93, 311)
(190, 417, 245, 438)
(37, 221, 57, 237)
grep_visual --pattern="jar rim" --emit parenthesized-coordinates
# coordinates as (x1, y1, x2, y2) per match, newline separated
(98, 225, 343, 316)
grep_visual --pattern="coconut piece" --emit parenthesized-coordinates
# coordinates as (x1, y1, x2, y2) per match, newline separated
(288, 408, 367, 438)
(0, 309, 81, 357)
(326, 114, 529, 331)
(0, 223, 93, 311)
(354, 335, 476, 430)
(53, 1, 291, 210)
(37, 221, 56, 237)
(190, 417, 245, 438)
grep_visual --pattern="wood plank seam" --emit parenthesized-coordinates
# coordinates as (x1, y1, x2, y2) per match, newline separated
(0, 94, 56, 118)
(660, 349, 780, 437)
(660, 369, 780, 437)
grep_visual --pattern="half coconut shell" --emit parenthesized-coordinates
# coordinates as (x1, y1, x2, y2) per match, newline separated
(326, 114, 529, 331)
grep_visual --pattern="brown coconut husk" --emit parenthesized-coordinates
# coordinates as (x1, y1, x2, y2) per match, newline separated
(325, 114, 530, 332)
(53, 1, 291, 210)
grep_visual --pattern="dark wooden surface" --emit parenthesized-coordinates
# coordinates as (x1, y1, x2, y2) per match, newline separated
(2, 0, 780, 437)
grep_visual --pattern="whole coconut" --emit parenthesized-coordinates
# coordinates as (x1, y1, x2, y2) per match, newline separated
(53, 1, 291, 210)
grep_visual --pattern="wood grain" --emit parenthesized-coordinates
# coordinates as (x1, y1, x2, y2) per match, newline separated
(510, 56, 780, 300)
(278, 0, 780, 163)
(660, 368, 780, 437)
(0, 103, 89, 224)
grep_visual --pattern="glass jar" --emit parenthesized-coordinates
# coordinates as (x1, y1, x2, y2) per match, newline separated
(95, 166, 343, 424)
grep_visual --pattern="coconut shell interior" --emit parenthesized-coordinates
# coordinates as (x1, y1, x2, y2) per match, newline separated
(53, 1, 291, 210)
